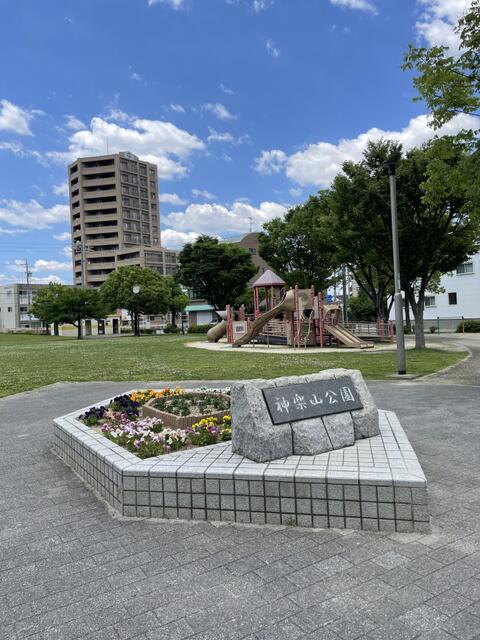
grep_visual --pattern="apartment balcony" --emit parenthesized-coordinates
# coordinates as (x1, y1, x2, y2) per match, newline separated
(85, 236, 119, 247)
(83, 200, 117, 211)
(82, 188, 118, 199)
(81, 165, 116, 176)
(81, 176, 116, 188)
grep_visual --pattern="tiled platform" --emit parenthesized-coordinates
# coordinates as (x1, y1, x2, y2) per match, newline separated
(53, 394, 429, 532)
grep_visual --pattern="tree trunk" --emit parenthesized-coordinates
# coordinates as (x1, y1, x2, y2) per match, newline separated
(134, 312, 140, 337)
(405, 300, 411, 333)
(170, 306, 177, 328)
(76, 318, 83, 340)
(54, 322, 59, 336)
(406, 288, 426, 349)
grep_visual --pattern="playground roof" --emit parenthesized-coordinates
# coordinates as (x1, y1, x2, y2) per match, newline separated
(252, 269, 286, 288)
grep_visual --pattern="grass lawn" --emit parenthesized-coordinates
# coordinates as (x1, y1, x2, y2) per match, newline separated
(0, 333, 466, 398)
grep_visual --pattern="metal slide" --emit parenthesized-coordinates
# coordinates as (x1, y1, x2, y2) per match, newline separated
(324, 324, 373, 349)
(232, 289, 296, 347)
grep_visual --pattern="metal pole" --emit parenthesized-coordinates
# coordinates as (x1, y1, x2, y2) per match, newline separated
(342, 264, 348, 323)
(387, 163, 407, 375)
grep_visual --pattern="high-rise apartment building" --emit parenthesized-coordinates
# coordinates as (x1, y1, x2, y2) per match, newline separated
(68, 151, 177, 287)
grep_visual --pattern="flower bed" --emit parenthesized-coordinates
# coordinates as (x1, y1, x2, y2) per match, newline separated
(79, 388, 231, 459)
(142, 391, 231, 429)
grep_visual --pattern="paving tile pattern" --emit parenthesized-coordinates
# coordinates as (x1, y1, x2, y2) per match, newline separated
(53, 401, 428, 532)
(2, 380, 480, 640)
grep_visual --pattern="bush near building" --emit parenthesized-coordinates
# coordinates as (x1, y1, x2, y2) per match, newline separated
(457, 320, 480, 333)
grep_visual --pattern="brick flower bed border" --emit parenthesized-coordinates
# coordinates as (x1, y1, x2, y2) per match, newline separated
(52, 391, 430, 532)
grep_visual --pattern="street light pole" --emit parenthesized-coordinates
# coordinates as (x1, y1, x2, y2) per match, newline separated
(132, 285, 141, 337)
(386, 162, 407, 375)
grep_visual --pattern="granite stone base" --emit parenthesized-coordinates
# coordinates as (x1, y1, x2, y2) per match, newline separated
(53, 395, 430, 533)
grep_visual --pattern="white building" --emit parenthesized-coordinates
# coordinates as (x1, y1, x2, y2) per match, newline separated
(0, 283, 49, 331)
(423, 254, 480, 328)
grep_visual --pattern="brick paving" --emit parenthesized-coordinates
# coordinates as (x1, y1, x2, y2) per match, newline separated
(1, 379, 480, 639)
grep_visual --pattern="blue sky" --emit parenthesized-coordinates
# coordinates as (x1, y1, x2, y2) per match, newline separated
(0, 0, 475, 284)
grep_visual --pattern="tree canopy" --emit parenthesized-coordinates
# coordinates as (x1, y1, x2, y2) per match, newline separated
(327, 137, 480, 347)
(177, 235, 256, 310)
(258, 195, 339, 290)
(31, 284, 109, 339)
(403, 0, 480, 129)
(100, 266, 171, 335)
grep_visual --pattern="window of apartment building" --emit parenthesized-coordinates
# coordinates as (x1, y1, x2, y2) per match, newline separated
(165, 252, 176, 263)
(249, 247, 257, 255)
(7, 307, 12, 312)
(140, 189, 148, 199)
(145, 252, 162, 263)
(128, 161, 137, 172)
(140, 177, 147, 186)
(151, 203, 157, 212)
(142, 223, 150, 233)
(120, 160, 128, 170)
(424, 296, 436, 308)
(141, 199, 149, 210)
(149, 167, 155, 177)
(70, 177, 78, 186)
(153, 237, 159, 244)
(20, 306, 28, 313)
(139, 164, 147, 176)
(143, 236, 151, 245)
(121, 172, 129, 183)
(448, 292, 458, 305)
(70, 164, 78, 174)
(165, 265, 177, 275)
(456, 261, 474, 275)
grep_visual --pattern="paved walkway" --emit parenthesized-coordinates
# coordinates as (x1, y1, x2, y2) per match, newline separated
(2, 344, 480, 639)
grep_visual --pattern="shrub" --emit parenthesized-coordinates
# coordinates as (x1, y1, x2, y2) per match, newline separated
(163, 324, 179, 334)
(140, 328, 156, 335)
(429, 326, 438, 333)
(457, 319, 480, 333)
(187, 323, 212, 334)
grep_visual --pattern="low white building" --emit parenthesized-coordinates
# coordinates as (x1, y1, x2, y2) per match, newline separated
(423, 254, 480, 329)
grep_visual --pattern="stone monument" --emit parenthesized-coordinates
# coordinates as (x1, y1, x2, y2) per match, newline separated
(231, 368, 379, 462)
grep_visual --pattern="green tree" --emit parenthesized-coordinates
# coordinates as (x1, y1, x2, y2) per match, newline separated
(177, 236, 256, 310)
(30, 283, 66, 335)
(403, 0, 480, 129)
(397, 136, 480, 347)
(100, 266, 171, 336)
(347, 291, 377, 322)
(329, 138, 480, 348)
(58, 287, 110, 340)
(163, 276, 189, 330)
(258, 195, 339, 290)
(328, 141, 400, 321)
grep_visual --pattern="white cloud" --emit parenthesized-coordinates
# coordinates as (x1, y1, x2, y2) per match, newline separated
(170, 104, 186, 113)
(289, 187, 302, 198)
(165, 200, 287, 235)
(161, 229, 199, 249)
(47, 114, 205, 180)
(32, 259, 72, 272)
(65, 114, 86, 131)
(160, 192, 187, 205)
(53, 231, 71, 241)
(31, 275, 65, 284)
(207, 128, 235, 144)
(0, 141, 44, 163)
(266, 39, 280, 58)
(253, 0, 274, 10)
(105, 108, 132, 123)
(255, 149, 287, 174)
(329, 0, 377, 12)
(203, 103, 237, 120)
(148, 0, 185, 8)
(0, 99, 41, 136)
(129, 71, 144, 82)
(192, 189, 216, 200)
(53, 182, 69, 197)
(220, 84, 234, 95)
(0, 200, 69, 229)
(416, 0, 472, 49)
(61, 245, 72, 257)
(256, 112, 478, 187)
(0, 226, 27, 236)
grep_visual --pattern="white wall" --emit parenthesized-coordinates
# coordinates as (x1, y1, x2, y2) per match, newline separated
(423, 253, 480, 320)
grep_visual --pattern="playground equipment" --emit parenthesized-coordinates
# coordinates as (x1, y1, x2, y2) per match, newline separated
(206, 269, 384, 349)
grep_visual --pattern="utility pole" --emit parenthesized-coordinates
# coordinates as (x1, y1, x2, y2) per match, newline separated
(74, 241, 93, 288)
(342, 264, 348, 323)
(386, 161, 407, 376)
(25, 259, 33, 320)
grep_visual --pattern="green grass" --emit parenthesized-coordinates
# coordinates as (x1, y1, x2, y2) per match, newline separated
(0, 333, 466, 398)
